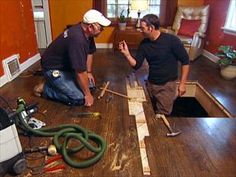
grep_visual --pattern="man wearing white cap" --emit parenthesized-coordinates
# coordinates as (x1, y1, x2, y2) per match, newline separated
(34, 9, 111, 106)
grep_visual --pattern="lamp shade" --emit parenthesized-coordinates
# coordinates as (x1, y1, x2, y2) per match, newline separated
(131, 0, 148, 11)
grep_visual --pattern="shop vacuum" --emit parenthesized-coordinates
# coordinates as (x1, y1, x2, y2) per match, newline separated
(0, 105, 27, 176)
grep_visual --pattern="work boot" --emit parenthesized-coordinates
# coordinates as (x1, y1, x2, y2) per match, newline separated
(33, 80, 45, 97)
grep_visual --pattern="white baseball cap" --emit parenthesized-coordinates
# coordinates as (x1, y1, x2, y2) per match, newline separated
(83, 9, 111, 27)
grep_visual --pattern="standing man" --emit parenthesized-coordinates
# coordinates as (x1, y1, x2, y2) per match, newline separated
(34, 9, 111, 106)
(119, 14, 189, 115)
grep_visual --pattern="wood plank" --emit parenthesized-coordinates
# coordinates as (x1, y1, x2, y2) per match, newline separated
(145, 118, 236, 177)
(1, 49, 236, 177)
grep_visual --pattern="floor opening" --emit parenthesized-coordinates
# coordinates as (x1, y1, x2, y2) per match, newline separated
(171, 97, 209, 117)
(149, 81, 232, 118)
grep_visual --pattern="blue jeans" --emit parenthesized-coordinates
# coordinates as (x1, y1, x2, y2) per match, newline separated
(43, 70, 85, 105)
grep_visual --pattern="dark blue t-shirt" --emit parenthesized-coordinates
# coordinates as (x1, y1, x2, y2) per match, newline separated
(41, 23, 96, 72)
(134, 32, 189, 84)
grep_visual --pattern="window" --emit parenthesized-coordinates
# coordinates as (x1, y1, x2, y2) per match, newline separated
(107, 0, 160, 19)
(223, 0, 236, 35)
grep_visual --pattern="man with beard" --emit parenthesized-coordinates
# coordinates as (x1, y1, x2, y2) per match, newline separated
(34, 9, 111, 107)
(119, 14, 189, 116)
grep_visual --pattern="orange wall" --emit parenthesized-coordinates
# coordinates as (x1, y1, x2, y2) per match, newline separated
(49, 0, 115, 43)
(49, 0, 93, 39)
(0, 0, 38, 77)
(178, 0, 204, 6)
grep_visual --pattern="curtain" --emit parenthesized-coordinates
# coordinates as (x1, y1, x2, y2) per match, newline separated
(93, 0, 107, 16)
(159, 0, 177, 27)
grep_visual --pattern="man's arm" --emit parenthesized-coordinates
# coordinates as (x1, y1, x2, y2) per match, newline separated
(87, 54, 93, 72)
(178, 64, 190, 96)
(86, 54, 95, 85)
(119, 41, 137, 67)
(76, 71, 94, 106)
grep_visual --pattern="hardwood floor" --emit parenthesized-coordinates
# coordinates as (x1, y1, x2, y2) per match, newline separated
(1, 49, 236, 177)
(187, 57, 236, 117)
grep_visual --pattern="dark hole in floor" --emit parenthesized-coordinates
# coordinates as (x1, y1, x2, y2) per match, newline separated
(170, 97, 209, 117)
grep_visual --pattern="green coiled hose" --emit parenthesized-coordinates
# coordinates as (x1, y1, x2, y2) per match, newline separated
(15, 99, 107, 168)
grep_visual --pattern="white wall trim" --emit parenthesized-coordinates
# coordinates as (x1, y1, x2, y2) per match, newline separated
(0, 75, 9, 87)
(43, 0, 52, 45)
(203, 49, 220, 63)
(31, 0, 52, 48)
(0, 53, 41, 87)
(96, 43, 113, 49)
(20, 53, 41, 71)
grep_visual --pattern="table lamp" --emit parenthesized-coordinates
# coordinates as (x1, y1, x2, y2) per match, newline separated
(131, 0, 148, 28)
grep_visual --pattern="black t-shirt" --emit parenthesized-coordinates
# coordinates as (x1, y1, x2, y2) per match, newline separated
(134, 32, 189, 84)
(41, 23, 96, 72)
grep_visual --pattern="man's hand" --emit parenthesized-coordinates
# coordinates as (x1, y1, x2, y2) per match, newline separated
(178, 64, 189, 96)
(76, 71, 94, 107)
(118, 40, 137, 67)
(119, 40, 130, 57)
(178, 82, 186, 97)
(87, 72, 95, 86)
(84, 93, 94, 107)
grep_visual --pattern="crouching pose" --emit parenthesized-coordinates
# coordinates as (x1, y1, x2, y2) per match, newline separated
(34, 9, 111, 106)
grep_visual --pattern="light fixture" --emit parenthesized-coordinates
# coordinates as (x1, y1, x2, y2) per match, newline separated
(131, 0, 148, 28)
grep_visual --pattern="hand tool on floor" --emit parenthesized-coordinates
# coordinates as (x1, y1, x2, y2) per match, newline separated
(47, 144, 57, 156)
(98, 81, 110, 99)
(76, 112, 101, 119)
(31, 154, 65, 175)
(24, 146, 48, 154)
(43, 154, 65, 173)
(99, 87, 131, 99)
(156, 114, 181, 137)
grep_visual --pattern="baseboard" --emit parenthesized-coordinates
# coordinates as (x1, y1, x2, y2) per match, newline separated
(20, 53, 41, 72)
(0, 53, 41, 87)
(0, 75, 9, 87)
(203, 49, 220, 63)
(96, 43, 113, 49)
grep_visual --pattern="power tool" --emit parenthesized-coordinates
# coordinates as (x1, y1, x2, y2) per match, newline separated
(1, 97, 107, 175)
(0, 98, 38, 176)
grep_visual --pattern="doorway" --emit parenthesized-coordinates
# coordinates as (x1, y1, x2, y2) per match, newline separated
(31, 0, 52, 49)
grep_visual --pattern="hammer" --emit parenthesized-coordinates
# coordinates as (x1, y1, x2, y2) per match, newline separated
(99, 87, 131, 99)
(156, 114, 181, 137)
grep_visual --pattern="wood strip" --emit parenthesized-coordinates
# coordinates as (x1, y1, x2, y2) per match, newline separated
(126, 78, 151, 176)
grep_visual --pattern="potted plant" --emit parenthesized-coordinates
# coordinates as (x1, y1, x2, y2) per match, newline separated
(216, 45, 236, 80)
(118, 10, 127, 30)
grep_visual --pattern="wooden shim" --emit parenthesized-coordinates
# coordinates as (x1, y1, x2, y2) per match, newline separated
(98, 81, 110, 99)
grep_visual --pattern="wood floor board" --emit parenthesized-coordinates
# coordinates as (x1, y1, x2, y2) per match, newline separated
(145, 118, 236, 177)
(1, 49, 236, 177)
